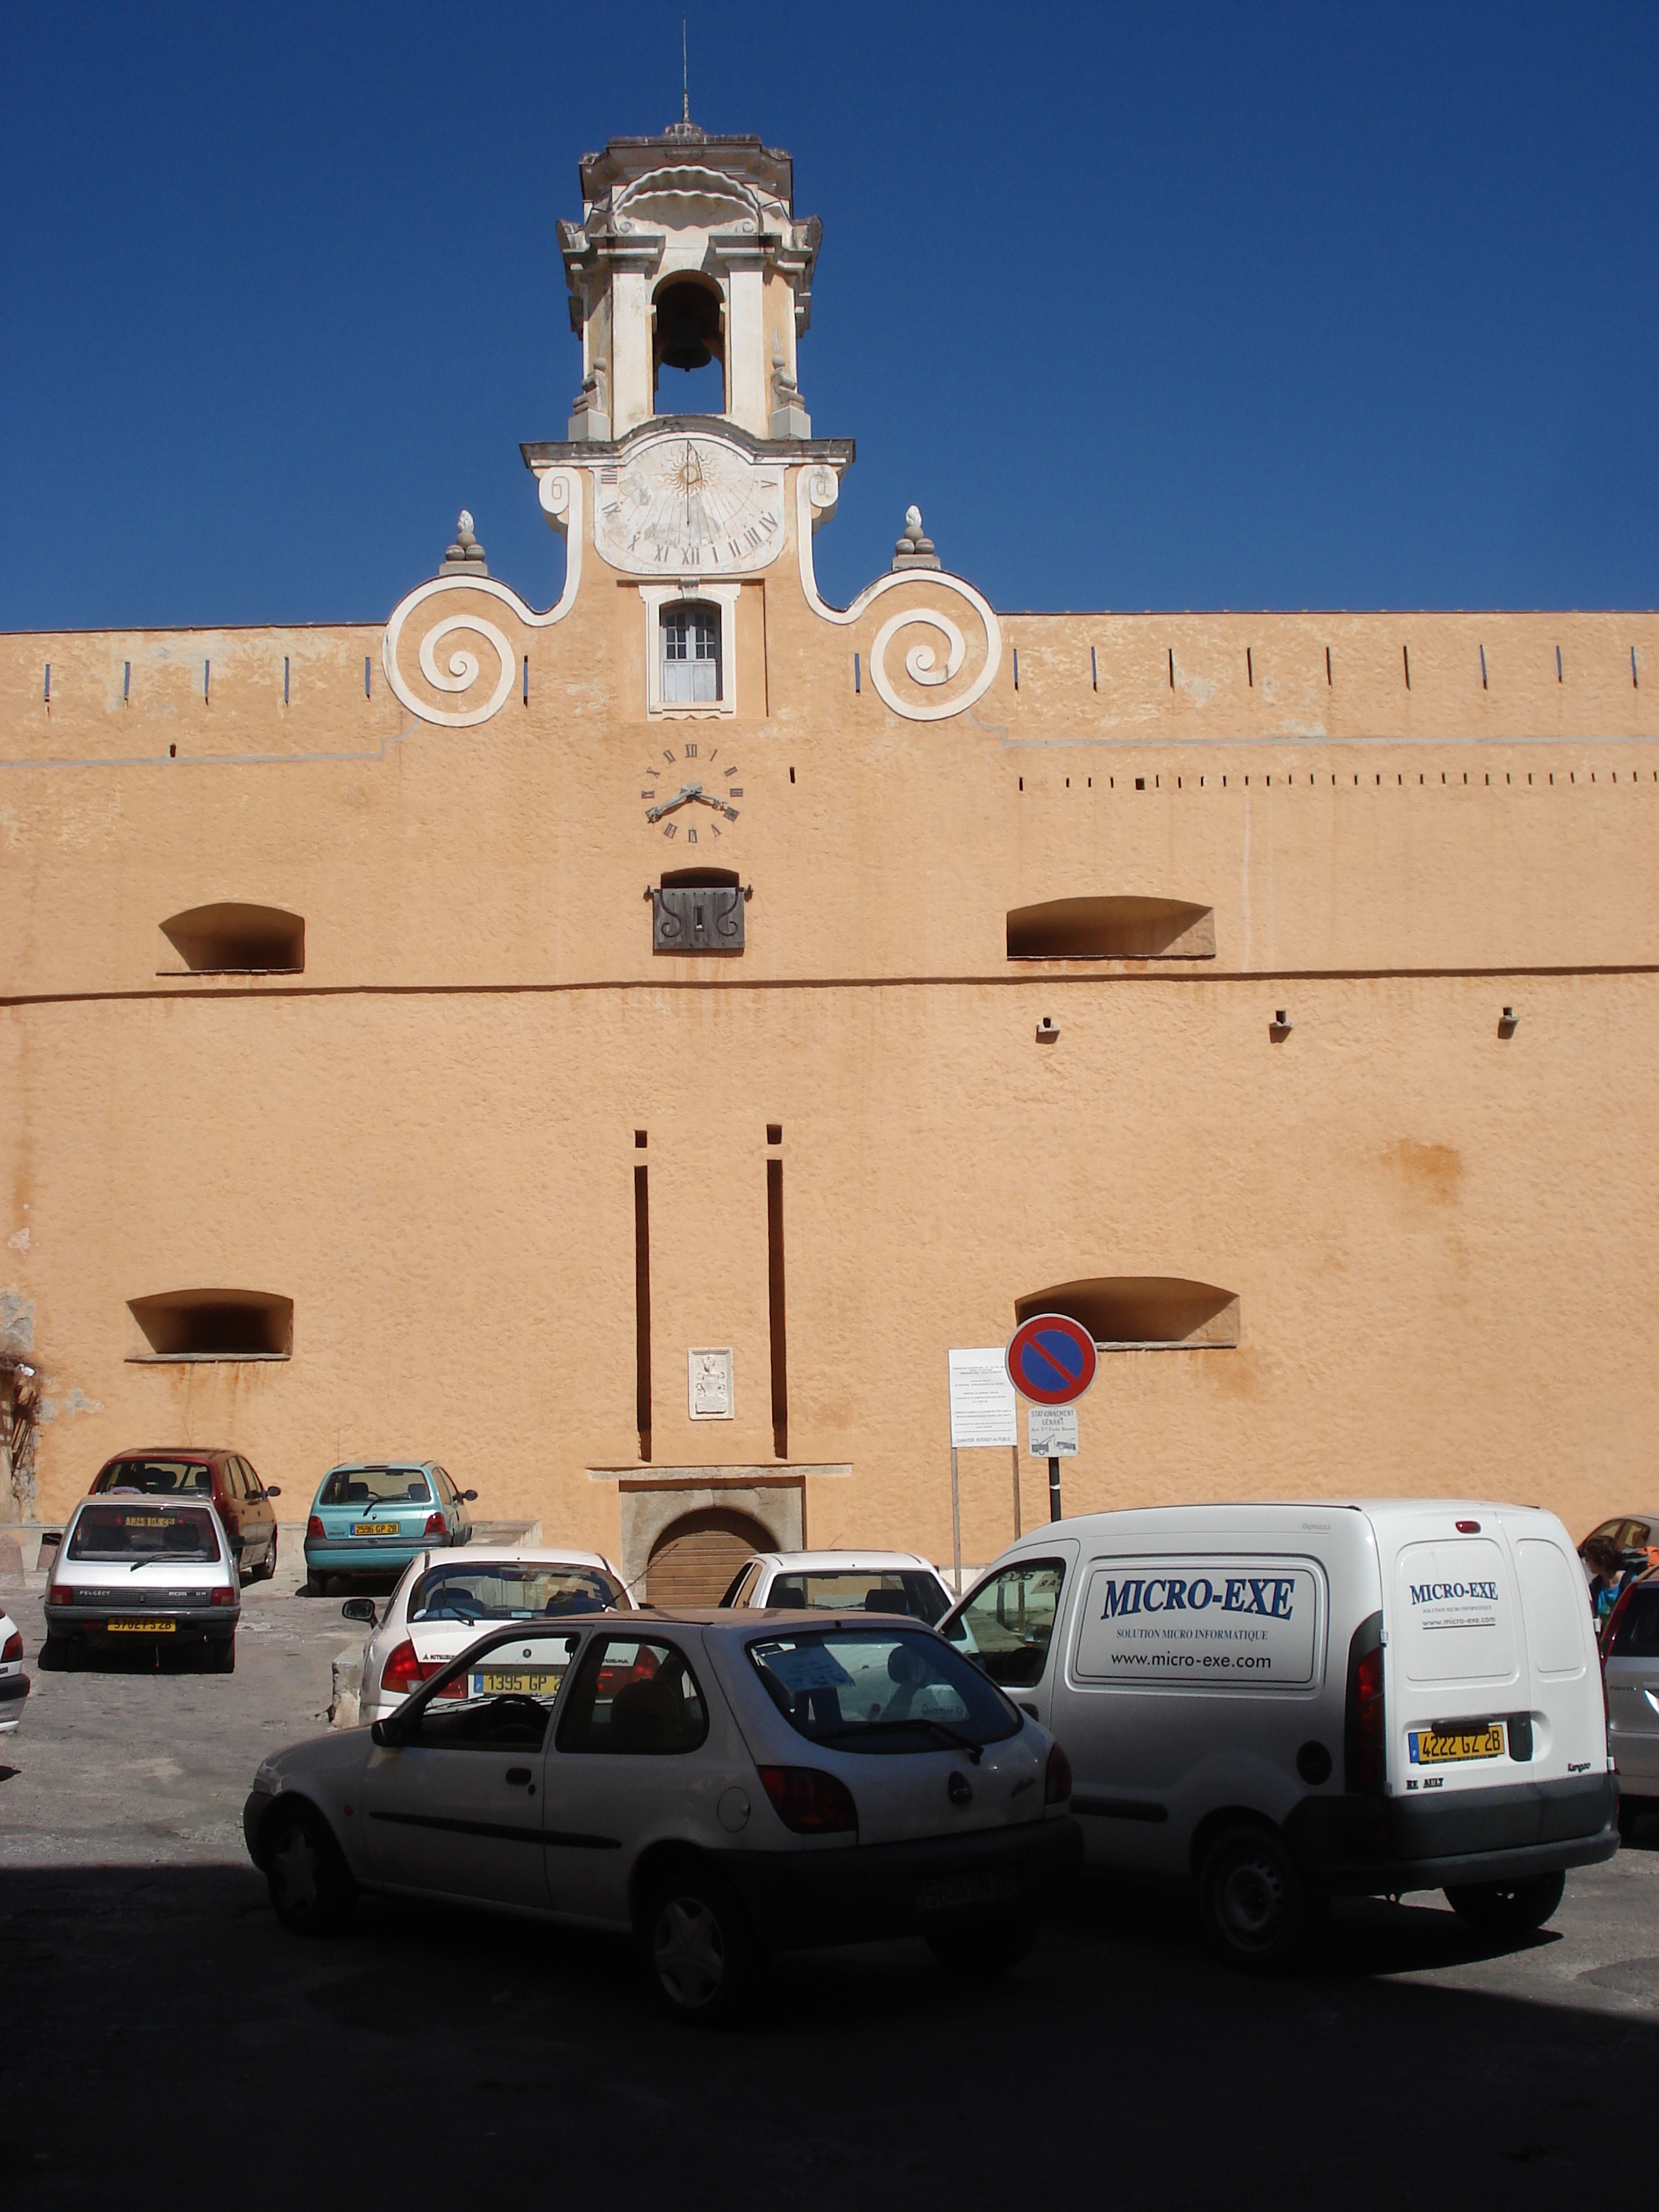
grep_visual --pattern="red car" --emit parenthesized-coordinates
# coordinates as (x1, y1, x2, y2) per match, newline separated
(90, 1448, 282, 1582)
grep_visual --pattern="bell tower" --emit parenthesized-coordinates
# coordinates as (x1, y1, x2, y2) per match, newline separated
(558, 121, 821, 443)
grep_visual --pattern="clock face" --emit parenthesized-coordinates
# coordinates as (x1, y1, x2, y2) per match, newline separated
(639, 738, 743, 847)
(595, 434, 786, 576)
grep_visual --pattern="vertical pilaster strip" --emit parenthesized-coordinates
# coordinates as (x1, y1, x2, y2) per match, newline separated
(767, 1159, 788, 1460)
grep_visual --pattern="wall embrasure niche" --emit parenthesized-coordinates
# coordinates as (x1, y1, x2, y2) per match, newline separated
(1007, 897, 1215, 961)
(1016, 1277, 1239, 1350)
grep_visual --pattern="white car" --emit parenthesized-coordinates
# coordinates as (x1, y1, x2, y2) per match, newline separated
(718, 1549, 952, 1625)
(43, 1495, 241, 1671)
(244, 1606, 1081, 2023)
(0, 1609, 28, 1731)
(345, 1547, 633, 1723)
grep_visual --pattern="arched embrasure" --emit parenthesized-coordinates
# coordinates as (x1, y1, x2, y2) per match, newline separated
(1015, 1277, 1239, 1349)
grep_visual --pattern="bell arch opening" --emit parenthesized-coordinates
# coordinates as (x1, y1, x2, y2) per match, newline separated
(1015, 1276, 1240, 1350)
(1006, 897, 1215, 961)
(645, 1506, 775, 1607)
(653, 275, 726, 414)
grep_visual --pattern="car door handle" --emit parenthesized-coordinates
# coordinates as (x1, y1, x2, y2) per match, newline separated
(504, 1767, 534, 1790)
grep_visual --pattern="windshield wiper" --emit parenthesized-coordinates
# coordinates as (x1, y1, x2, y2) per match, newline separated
(815, 1718, 983, 1765)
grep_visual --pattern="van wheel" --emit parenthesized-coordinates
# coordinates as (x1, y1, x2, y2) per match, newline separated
(263, 1802, 357, 1936)
(640, 1869, 759, 2027)
(1444, 1870, 1564, 1935)
(925, 1907, 1040, 1976)
(1199, 1826, 1312, 1974)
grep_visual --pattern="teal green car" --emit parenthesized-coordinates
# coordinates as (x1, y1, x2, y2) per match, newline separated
(304, 1462, 475, 1587)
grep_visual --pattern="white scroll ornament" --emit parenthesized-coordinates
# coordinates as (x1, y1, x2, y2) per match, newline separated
(381, 469, 584, 731)
(794, 468, 1002, 723)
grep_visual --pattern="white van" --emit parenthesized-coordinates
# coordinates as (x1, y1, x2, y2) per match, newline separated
(943, 1500, 1617, 1970)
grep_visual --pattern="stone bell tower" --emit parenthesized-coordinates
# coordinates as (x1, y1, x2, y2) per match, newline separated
(558, 119, 821, 445)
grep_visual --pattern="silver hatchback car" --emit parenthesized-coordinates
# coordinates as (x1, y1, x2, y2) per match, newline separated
(244, 1607, 1080, 2023)
(1604, 1570, 1659, 1834)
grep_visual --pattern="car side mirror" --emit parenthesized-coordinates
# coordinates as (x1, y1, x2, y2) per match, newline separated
(264, 1485, 282, 1500)
(462, 1490, 478, 1503)
(41, 1529, 62, 1547)
(341, 1597, 378, 1626)
(370, 1716, 405, 1749)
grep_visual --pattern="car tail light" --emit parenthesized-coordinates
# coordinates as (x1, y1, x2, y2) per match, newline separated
(423, 1512, 446, 1536)
(211, 1587, 236, 1606)
(379, 1637, 464, 1700)
(2, 1630, 20, 1663)
(47, 1577, 74, 1609)
(1045, 1741, 1072, 1804)
(1348, 1642, 1386, 1795)
(306, 1516, 325, 1543)
(756, 1765, 858, 1835)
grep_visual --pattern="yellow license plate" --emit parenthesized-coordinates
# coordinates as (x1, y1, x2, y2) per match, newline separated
(1409, 1723, 1504, 1763)
(353, 1522, 400, 1537)
(108, 1618, 177, 1634)
(919, 1868, 1019, 1912)
(474, 1668, 565, 1695)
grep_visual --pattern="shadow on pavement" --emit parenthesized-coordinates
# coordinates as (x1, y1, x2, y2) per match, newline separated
(1, 1860, 1653, 2210)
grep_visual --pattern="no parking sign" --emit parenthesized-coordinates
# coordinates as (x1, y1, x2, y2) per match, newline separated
(1005, 1313, 1097, 1405)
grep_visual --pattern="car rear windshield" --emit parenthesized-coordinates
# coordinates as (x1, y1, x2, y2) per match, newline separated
(748, 1626, 1020, 1755)
(320, 1467, 433, 1507)
(409, 1562, 623, 1623)
(1609, 1587, 1659, 1658)
(93, 1459, 213, 1497)
(767, 1570, 947, 1625)
(68, 1506, 222, 1562)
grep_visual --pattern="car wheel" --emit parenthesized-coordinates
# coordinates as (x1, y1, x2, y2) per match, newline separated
(210, 1635, 236, 1675)
(254, 1531, 278, 1583)
(1617, 1796, 1650, 1843)
(924, 1906, 1040, 1976)
(641, 1869, 758, 2027)
(263, 1801, 357, 1936)
(1444, 1870, 1565, 1935)
(1199, 1825, 1313, 1975)
(39, 1633, 70, 1672)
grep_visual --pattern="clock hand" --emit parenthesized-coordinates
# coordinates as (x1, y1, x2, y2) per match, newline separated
(645, 782, 705, 822)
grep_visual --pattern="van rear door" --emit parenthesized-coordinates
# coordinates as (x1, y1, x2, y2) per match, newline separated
(1382, 1515, 1529, 1796)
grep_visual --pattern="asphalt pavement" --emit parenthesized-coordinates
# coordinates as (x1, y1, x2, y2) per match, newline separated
(3, 1567, 1657, 2210)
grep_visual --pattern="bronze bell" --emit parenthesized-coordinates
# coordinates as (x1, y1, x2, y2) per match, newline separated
(655, 280, 720, 372)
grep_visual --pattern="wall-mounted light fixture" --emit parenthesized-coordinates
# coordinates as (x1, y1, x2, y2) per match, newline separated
(1036, 1016, 1060, 1044)
(1498, 1005, 1519, 1037)
(1269, 1009, 1293, 1039)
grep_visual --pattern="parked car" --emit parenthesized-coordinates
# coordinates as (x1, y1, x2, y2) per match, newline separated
(0, 1609, 28, 1731)
(303, 1462, 476, 1588)
(1602, 1567, 1659, 1836)
(344, 1547, 632, 1722)
(943, 1500, 1617, 1972)
(89, 1448, 281, 1583)
(243, 1607, 1080, 2023)
(1580, 1513, 1659, 1569)
(718, 1550, 951, 1624)
(44, 1495, 240, 1670)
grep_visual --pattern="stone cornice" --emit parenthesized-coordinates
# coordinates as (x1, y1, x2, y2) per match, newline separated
(520, 419, 855, 472)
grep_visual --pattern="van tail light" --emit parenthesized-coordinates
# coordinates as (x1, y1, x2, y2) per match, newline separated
(1345, 1614, 1386, 1796)
(756, 1765, 859, 1834)
(2, 1630, 21, 1663)
(423, 1512, 446, 1536)
(379, 1637, 463, 1701)
(306, 1516, 325, 1543)
(1045, 1741, 1073, 1804)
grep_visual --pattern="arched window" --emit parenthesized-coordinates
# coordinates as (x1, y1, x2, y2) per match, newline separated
(661, 602, 722, 704)
(1015, 1277, 1239, 1350)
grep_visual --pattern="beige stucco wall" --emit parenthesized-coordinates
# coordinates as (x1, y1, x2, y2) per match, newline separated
(3, 501, 1656, 1556)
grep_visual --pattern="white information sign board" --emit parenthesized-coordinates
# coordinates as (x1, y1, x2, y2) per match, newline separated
(947, 1349, 1019, 1448)
(1027, 1405, 1079, 1458)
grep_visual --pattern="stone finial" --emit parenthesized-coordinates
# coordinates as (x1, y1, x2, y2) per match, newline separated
(891, 504, 941, 572)
(443, 511, 489, 575)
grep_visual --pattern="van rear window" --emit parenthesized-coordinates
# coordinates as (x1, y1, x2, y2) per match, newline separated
(69, 1507, 222, 1562)
(1395, 1540, 1518, 1685)
(1609, 1587, 1659, 1659)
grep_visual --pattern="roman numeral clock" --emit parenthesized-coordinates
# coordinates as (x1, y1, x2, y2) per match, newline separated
(594, 432, 785, 573)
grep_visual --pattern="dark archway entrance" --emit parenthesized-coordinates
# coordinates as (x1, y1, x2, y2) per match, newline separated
(646, 1506, 775, 1607)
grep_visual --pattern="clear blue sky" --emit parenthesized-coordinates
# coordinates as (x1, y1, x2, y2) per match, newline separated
(3, 1, 1655, 629)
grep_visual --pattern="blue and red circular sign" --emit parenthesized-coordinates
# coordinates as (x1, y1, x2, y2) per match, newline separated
(1005, 1313, 1097, 1406)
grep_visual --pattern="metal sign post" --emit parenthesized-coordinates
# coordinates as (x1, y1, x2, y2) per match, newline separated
(1006, 1318, 1095, 1528)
